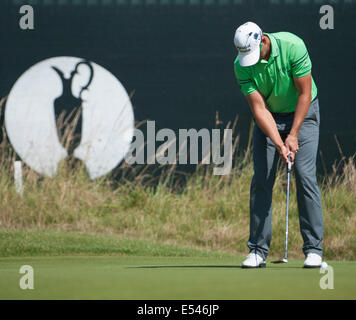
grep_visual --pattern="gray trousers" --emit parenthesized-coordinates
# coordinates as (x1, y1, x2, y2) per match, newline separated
(248, 98, 324, 260)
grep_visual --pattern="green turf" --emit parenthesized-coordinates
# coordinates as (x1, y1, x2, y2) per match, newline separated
(0, 230, 355, 299)
(0, 230, 231, 258)
(1, 255, 355, 299)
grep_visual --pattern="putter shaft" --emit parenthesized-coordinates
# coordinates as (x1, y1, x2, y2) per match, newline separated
(284, 155, 292, 261)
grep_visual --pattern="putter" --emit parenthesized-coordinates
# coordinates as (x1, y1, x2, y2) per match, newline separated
(272, 153, 292, 264)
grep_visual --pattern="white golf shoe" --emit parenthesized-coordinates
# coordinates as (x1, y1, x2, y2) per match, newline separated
(303, 253, 322, 268)
(242, 252, 266, 268)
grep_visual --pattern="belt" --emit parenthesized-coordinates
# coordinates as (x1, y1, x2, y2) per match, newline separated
(271, 96, 318, 117)
(271, 111, 294, 117)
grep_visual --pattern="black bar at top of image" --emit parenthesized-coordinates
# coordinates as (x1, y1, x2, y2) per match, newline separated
(7, 0, 356, 7)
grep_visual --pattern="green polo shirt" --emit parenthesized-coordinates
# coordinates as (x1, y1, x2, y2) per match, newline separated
(234, 32, 317, 113)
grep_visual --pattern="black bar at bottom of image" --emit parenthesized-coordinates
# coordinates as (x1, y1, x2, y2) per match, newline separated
(0, 300, 354, 318)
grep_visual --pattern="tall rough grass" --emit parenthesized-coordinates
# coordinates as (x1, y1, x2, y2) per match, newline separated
(0, 97, 355, 260)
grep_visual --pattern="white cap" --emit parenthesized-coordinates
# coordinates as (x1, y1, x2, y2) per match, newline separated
(234, 22, 262, 67)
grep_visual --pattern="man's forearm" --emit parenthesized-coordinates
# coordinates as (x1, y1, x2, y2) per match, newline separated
(289, 93, 312, 137)
(253, 107, 284, 150)
(246, 90, 289, 163)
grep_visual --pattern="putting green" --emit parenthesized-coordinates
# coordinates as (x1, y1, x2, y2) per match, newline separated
(0, 255, 355, 299)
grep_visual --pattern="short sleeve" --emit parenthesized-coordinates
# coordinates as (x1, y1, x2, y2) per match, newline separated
(234, 63, 257, 96)
(290, 40, 312, 78)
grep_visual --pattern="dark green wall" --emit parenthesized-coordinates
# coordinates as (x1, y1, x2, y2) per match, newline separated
(1, 1, 355, 173)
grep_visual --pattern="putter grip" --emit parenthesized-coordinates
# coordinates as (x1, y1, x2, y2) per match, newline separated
(287, 154, 292, 172)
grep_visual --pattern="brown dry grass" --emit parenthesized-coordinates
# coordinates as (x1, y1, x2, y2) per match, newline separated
(0, 97, 355, 260)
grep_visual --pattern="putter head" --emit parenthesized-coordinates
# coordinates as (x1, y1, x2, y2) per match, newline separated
(271, 258, 288, 264)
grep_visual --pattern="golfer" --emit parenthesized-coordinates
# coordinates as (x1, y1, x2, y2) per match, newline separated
(233, 22, 323, 268)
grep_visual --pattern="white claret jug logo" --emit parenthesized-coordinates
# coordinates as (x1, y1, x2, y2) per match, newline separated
(5, 57, 134, 179)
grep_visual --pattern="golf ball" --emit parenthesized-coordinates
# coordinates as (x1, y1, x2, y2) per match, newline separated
(321, 262, 328, 269)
